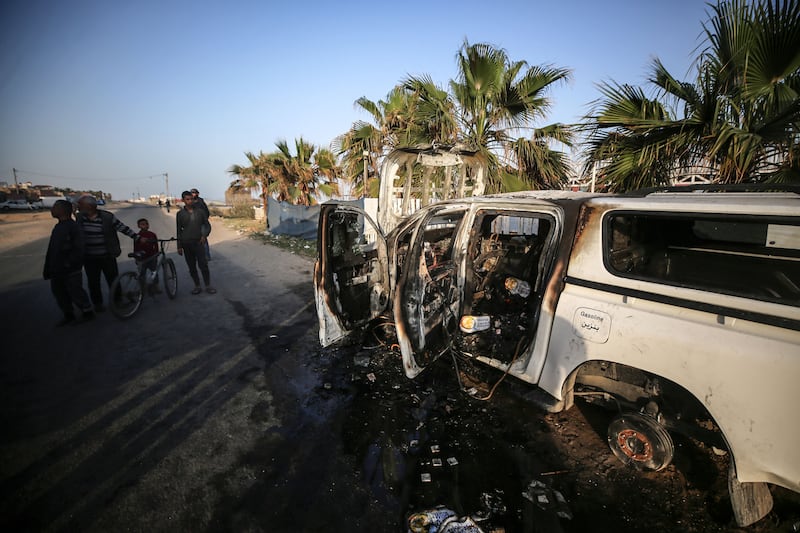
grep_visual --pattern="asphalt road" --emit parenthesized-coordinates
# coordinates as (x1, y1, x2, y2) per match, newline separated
(0, 205, 341, 531)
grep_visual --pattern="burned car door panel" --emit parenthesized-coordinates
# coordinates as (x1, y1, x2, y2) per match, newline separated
(397, 208, 468, 377)
(316, 203, 472, 377)
(315, 205, 389, 346)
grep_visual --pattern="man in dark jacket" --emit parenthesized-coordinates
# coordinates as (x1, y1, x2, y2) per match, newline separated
(44, 200, 94, 325)
(177, 190, 215, 294)
(191, 188, 211, 260)
(76, 195, 138, 311)
(190, 188, 210, 218)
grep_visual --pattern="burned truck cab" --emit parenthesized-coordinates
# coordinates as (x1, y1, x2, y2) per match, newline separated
(315, 157, 800, 527)
(316, 187, 583, 382)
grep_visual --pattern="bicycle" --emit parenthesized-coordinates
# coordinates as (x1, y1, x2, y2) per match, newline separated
(110, 238, 178, 319)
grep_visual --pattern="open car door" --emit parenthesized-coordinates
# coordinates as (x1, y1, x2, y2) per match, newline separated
(395, 208, 467, 378)
(314, 204, 389, 346)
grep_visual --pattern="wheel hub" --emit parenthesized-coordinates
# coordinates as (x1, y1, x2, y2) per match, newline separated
(617, 429, 653, 461)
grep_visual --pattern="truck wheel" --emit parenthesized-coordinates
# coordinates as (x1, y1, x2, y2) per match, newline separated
(607, 412, 674, 471)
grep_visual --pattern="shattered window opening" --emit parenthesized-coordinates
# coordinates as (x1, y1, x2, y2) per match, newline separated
(605, 213, 800, 305)
(459, 211, 555, 364)
(326, 210, 387, 327)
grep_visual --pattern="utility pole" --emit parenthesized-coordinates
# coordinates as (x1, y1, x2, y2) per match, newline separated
(12, 167, 19, 195)
(164, 172, 170, 201)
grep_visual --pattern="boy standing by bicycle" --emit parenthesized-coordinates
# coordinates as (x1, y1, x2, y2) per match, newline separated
(135, 218, 160, 292)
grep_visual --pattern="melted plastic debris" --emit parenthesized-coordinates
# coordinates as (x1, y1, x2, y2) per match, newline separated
(408, 506, 456, 533)
(407, 508, 486, 533)
(521, 480, 573, 520)
(353, 353, 371, 367)
(439, 515, 484, 532)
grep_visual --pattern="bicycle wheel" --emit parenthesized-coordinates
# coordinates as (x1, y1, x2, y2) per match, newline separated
(110, 271, 144, 319)
(163, 258, 178, 299)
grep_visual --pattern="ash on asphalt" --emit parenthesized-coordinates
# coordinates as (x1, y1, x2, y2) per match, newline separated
(310, 336, 800, 533)
(335, 346, 567, 533)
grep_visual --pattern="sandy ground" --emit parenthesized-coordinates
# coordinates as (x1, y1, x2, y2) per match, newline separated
(0, 210, 58, 252)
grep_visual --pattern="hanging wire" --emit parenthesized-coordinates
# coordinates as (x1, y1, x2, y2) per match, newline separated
(471, 336, 527, 402)
(13, 169, 166, 183)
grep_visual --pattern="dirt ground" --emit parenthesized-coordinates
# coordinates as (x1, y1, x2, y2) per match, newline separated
(0, 210, 57, 251)
(1, 206, 798, 532)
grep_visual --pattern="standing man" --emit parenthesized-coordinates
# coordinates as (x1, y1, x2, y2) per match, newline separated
(191, 188, 211, 260)
(177, 190, 215, 294)
(44, 199, 94, 325)
(76, 195, 138, 311)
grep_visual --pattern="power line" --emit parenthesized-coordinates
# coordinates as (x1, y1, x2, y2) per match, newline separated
(13, 169, 167, 183)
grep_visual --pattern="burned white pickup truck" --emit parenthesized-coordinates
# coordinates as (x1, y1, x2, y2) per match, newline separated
(314, 149, 800, 526)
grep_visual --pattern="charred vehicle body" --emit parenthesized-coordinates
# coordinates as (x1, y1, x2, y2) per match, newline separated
(314, 148, 800, 527)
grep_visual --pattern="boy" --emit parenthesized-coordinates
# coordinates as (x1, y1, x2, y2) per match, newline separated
(135, 218, 160, 293)
(43, 199, 94, 325)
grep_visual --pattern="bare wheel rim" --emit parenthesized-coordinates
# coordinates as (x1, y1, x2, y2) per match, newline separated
(607, 412, 674, 471)
(110, 272, 143, 319)
(616, 429, 653, 461)
(163, 258, 178, 299)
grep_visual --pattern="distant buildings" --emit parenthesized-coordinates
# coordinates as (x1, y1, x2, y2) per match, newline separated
(0, 182, 110, 203)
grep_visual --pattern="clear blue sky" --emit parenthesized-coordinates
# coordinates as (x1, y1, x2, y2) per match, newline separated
(1, 0, 712, 201)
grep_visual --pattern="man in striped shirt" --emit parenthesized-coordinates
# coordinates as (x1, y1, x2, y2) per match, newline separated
(76, 195, 139, 311)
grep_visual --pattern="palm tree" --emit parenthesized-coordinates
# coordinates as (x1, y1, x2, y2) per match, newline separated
(264, 138, 340, 206)
(228, 151, 271, 215)
(343, 41, 574, 195)
(230, 139, 341, 213)
(334, 86, 420, 197)
(402, 75, 460, 146)
(582, 83, 679, 191)
(225, 176, 250, 199)
(445, 40, 574, 191)
(584, 0, 800, 191)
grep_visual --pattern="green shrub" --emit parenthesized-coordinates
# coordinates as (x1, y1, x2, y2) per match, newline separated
(222, 217, 316, 258)
(253, 232, 317, 258)
(229, 204, 255, 219)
